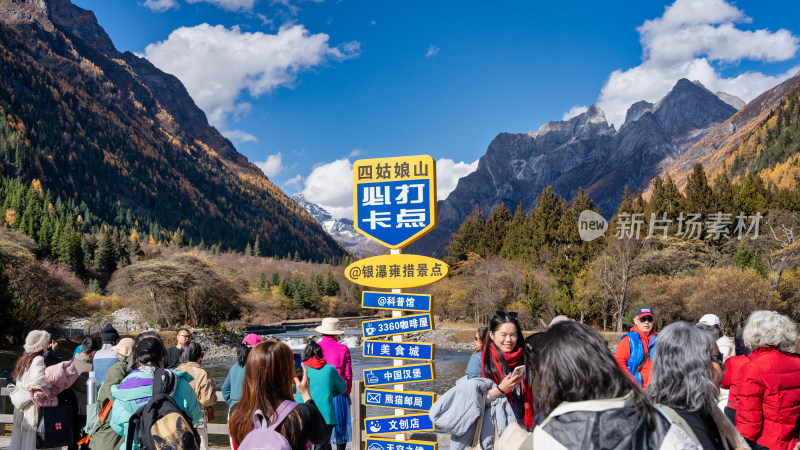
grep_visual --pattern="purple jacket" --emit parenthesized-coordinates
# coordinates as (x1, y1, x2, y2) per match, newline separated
(318, 336, 352, 396)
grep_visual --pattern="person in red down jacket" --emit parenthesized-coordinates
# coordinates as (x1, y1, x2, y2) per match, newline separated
(721, 328, 751, 425)
(614, 306, 657, 387)
(736, 310, 800, 450)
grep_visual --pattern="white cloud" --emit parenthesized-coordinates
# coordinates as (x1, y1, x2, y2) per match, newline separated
(597, 0, 800, 128)
(301, 158, 354, 219)
(436, 158, 479, 201)
(223, 129, 258, 144)
(185, 0, 256, 11)
(144, 24, 360, 136)
(349, 148, 366, 158)
(426, 45, 440, 59)
(562, 105, 589, 121)
(144, 0, 178, 12)
(284, 174, 304, 190)
(255, 153, 286, 178)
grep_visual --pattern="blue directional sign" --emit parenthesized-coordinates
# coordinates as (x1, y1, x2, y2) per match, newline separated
(362, 314, 433, 339)
(353, 156, 437, 249)
(362, 291, 432, 312)
(364, 340, 434, 361)
(365, 437, 437, 450)
(365, 413, 435, 436)
(364, 363, 435, 387)
(364, 388, 436, 411)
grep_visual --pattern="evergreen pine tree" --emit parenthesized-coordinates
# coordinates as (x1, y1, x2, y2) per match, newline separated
(684, 163, 714, 215)
(529, 186, 562, 261)
(734, 241, 768, 278)
(446, 204, 485, 262)
(481, 203, 512, 256)
(253, 236, 261, 257)
(88, 279, 104, 295)
(323, 269, 340, 296)
(712, 166, 736, 215)
(257, 272, 268, 292)
(499, 203, 528, 260)
(96, 230, 118, 278)
(244, 242, 252, 256)
(269, 272, 280, 287)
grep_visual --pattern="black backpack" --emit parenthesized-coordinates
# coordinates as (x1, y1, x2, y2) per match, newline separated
(125, 368, 201, 450)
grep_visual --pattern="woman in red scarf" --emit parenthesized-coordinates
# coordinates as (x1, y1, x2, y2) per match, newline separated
(465, 311, 534, 429)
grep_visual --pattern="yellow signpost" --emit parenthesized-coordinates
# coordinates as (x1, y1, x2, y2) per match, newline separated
(351, 155, 443, 446)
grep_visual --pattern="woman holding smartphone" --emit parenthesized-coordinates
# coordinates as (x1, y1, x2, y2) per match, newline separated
(466, 311, 533, 429)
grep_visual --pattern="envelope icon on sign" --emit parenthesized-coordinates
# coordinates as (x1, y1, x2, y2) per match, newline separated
(366, 393, 381, 403)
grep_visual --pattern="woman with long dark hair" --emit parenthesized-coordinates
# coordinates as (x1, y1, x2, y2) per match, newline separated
(228, 340, 330, 450)
(466, 311, 532, 429)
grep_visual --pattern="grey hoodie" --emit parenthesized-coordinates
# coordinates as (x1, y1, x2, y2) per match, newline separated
(429, 376, 516, 450)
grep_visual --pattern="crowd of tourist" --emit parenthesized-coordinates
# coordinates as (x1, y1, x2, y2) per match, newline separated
(452, 308, 800, 450)
(6, 308, 800, 450)
(6, 319, 353, 450)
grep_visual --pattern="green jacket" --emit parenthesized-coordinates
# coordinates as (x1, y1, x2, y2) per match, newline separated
(295, 364, 346, 425)
(88, 355, 134, 450)
(110, 368, 203, 450)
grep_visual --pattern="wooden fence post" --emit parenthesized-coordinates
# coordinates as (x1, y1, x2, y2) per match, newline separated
(351, 381, 365, 450)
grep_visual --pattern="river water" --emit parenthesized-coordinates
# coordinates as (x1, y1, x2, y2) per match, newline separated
(204, 329, 472, 394)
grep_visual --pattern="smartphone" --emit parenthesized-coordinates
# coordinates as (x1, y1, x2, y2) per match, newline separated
(293, 353, 302, 376)
(512, 365, 525, 378)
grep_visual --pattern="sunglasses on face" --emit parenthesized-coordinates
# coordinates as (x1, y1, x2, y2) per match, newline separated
(637, 316, 654, 323)
(494, 311, 519, 320)
(710, 353, 726, 370)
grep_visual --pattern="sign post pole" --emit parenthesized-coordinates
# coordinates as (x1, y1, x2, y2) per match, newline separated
(391, 247, 405, 442)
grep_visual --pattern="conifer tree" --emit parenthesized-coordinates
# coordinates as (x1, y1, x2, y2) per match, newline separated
(244, 242, 252, 256)
(712, 166, 736, 214)
(684, 163, 714, 215)
(481, 203, 512, 256)
(446, 204, 485, 262)
(96, 229, 118, 278)
(500, 203, 528, 260)
(269, 272, 280, 287)
(529, 186, 562, 260)
(323, 269, 340, 296)
(253, 236, 261, 257)
(257, 272, 268, 292)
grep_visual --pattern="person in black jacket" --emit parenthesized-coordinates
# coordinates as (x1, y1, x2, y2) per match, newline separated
(164, 328, 191, 369)
(228, 340, 330, 450)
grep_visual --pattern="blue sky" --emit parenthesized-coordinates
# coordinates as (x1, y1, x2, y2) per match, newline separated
(73, 0, 800, 218)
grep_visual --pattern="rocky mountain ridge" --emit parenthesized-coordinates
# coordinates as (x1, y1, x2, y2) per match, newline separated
(0, 0, 348, 261)
(410, 79, 739, 257)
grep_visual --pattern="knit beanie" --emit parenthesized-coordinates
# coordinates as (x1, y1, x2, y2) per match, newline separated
(101, 323, 119, 343)
(24, 330, 51, 354)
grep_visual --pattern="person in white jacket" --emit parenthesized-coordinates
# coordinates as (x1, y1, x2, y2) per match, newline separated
(8, 330, 57, 450)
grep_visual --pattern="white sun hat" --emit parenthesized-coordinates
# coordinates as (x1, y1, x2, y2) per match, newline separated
(315, 317, 345, 335)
